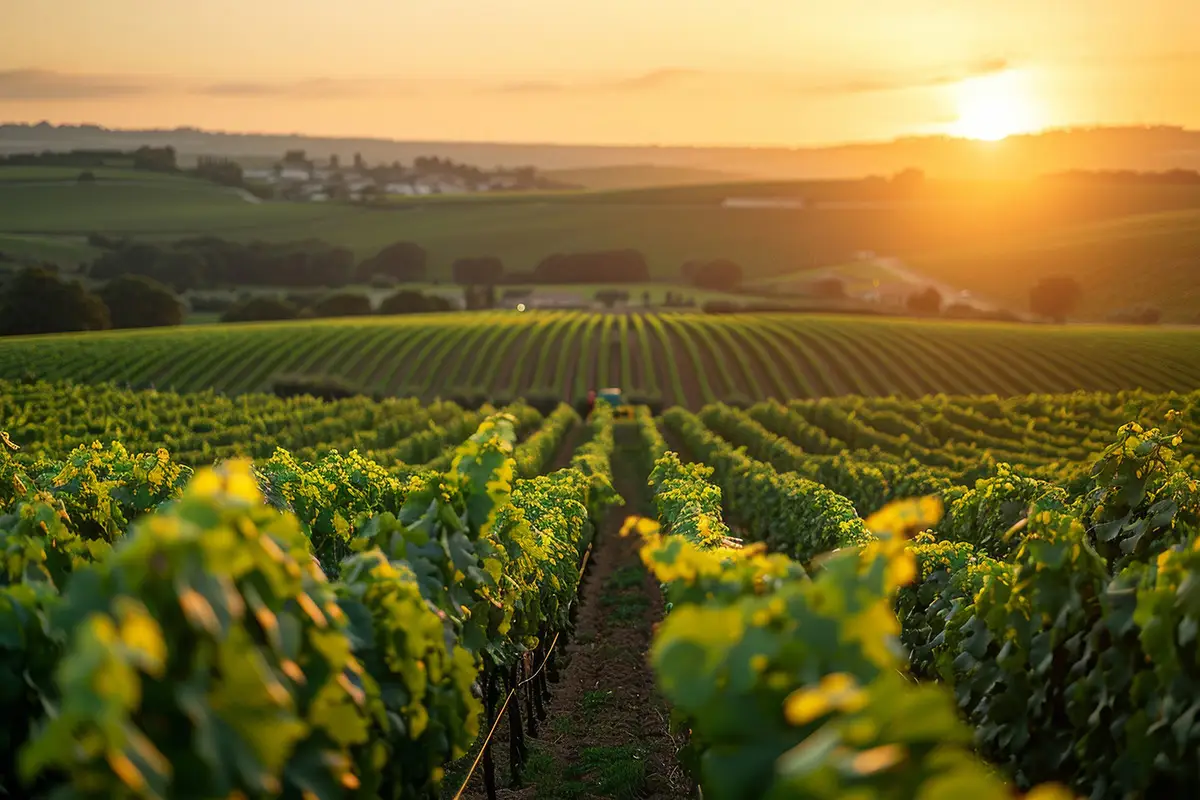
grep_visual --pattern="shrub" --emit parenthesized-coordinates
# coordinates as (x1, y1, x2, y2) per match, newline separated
(702, 300, 741, 314)
(810, 277, 846, 299)
(0, 267, 110, 336)
(905, 286, 942, 314)
(1106, 306, 1162, 325)
(685, 258, 743, 291)
(595, 289, 629, 309)
(271, 373, 363, 400)
(220, 296, 298, 323)
(1030, 275, 1082, 322)
(310, 292, 373, 318)
(378, 290, 451, 315)
(98, 274, 185, 329)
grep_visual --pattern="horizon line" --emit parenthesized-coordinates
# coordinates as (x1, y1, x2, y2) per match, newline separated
(1, 119, 1196, 153)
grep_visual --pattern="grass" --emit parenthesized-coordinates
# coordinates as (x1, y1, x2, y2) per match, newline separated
(3, 170, 1199, 318)
(910, 207, 1200, 320)
(521, 744, 648, 800)
(600, 592, 650, 624)
(3, 311, 1200, 408)
(0, 233, 100, 268)
(0, 166, 195, 183)
(581, 690, 614, 719)
(604, 565, 645, 591)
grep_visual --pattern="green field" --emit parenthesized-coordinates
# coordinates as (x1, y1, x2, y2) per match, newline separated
(542, 163, 749, 189)
(911, 207, 1200, 319)
(3, 166, 1200, 319)
(3, 372, 1200, 798)
(0, 166, 195, 183)
(3, 311, 1199, 406)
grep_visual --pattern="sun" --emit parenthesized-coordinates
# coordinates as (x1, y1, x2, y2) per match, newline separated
(951, 70, 1040, 141)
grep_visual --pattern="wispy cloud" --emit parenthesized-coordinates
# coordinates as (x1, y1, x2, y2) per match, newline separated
(488, 68, 705, 94)
(0, 70, 411, 102)
(194, 77, 393, 98)
(0, 69, 156, 99)
(778, 57, 1010, 95)
(485, 58, 1010, 97)
(2, 58, 1013, 105)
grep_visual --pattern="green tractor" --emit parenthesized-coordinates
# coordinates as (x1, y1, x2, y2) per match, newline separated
(593, 387, 634, 420)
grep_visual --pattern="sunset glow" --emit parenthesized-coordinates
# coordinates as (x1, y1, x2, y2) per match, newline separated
(0, 1, 1197, 146)
(951, 71, 1042, 142)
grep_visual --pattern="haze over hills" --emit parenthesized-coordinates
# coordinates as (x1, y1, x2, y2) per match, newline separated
(2, 122, 1198, 180)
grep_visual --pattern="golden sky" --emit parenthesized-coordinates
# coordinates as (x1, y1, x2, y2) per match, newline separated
(2, 0, 1197, 146)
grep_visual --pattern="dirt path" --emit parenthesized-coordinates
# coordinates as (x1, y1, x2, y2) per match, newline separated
(460, 424, 688, 800)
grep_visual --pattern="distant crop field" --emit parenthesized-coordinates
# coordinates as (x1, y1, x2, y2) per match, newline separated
(3, 311, 1198, 408)
(0, 178, 333, 235)
(2, 174, 1199, 319)
(0, 233, 100, 267)
(0, 166, 192, 182)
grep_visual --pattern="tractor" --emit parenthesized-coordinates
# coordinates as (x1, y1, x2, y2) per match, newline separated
(592, 387, 634, 420)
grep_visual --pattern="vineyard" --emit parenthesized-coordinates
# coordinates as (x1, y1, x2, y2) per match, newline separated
(3, 376, 1200, 798)
(3, 311, 1200, 407)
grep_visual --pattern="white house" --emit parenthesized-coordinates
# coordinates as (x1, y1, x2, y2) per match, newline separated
(279, 166, 312, 182)
(721, 197, 806, 209)
(243, 168, 276, 182)
(488, 175, 520, 191)
(385, 182, 418, 196)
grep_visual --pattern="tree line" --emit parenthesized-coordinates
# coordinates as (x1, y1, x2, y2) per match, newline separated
(0, 146, 179, 172)
(0, 267, 462, 337)
(80, 236, 751, 292)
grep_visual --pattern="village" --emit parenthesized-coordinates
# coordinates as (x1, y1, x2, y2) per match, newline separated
(238, 150, 576, 202)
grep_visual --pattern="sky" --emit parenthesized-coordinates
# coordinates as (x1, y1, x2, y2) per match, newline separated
(1, 0, 1198, 146)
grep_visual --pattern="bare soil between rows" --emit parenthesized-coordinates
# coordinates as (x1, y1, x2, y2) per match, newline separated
(458, 425, 688, 800)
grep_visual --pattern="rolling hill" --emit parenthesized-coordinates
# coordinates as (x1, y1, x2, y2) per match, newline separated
(3, 164, 1200, 320)
(2, 311, 1198, 408)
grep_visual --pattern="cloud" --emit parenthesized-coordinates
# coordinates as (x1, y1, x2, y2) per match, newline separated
(0, 69, 156, 100)
(0, 70, 416, 102)
(194, 77, 389, 98)
(787, 57, 1010, 95)
(488, 68, 704, 94)
(485, 59, 1009, 98)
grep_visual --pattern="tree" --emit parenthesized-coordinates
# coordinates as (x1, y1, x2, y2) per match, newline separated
(356, 242, 428, 283)
(77, 170, 96, 183)
(463, 285, 496, 310)
(0, 267, 110, 336)
(891, 167, 925, 195)
(1030, 276, 1082, 322)
(98, 274, 185, 329)
(379, 290, 451, 315)
(132, 145, 177, 172)
(534, 250, 649, 283)
(595, 290, 629, 309)
(906, 286, 942, 315)
(451, 256, 504, 285)
(687, 259, 743, 291)
(310, 292, 373, 318)
(221, 296, 299, 323)
(810, 277, 846, 299)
